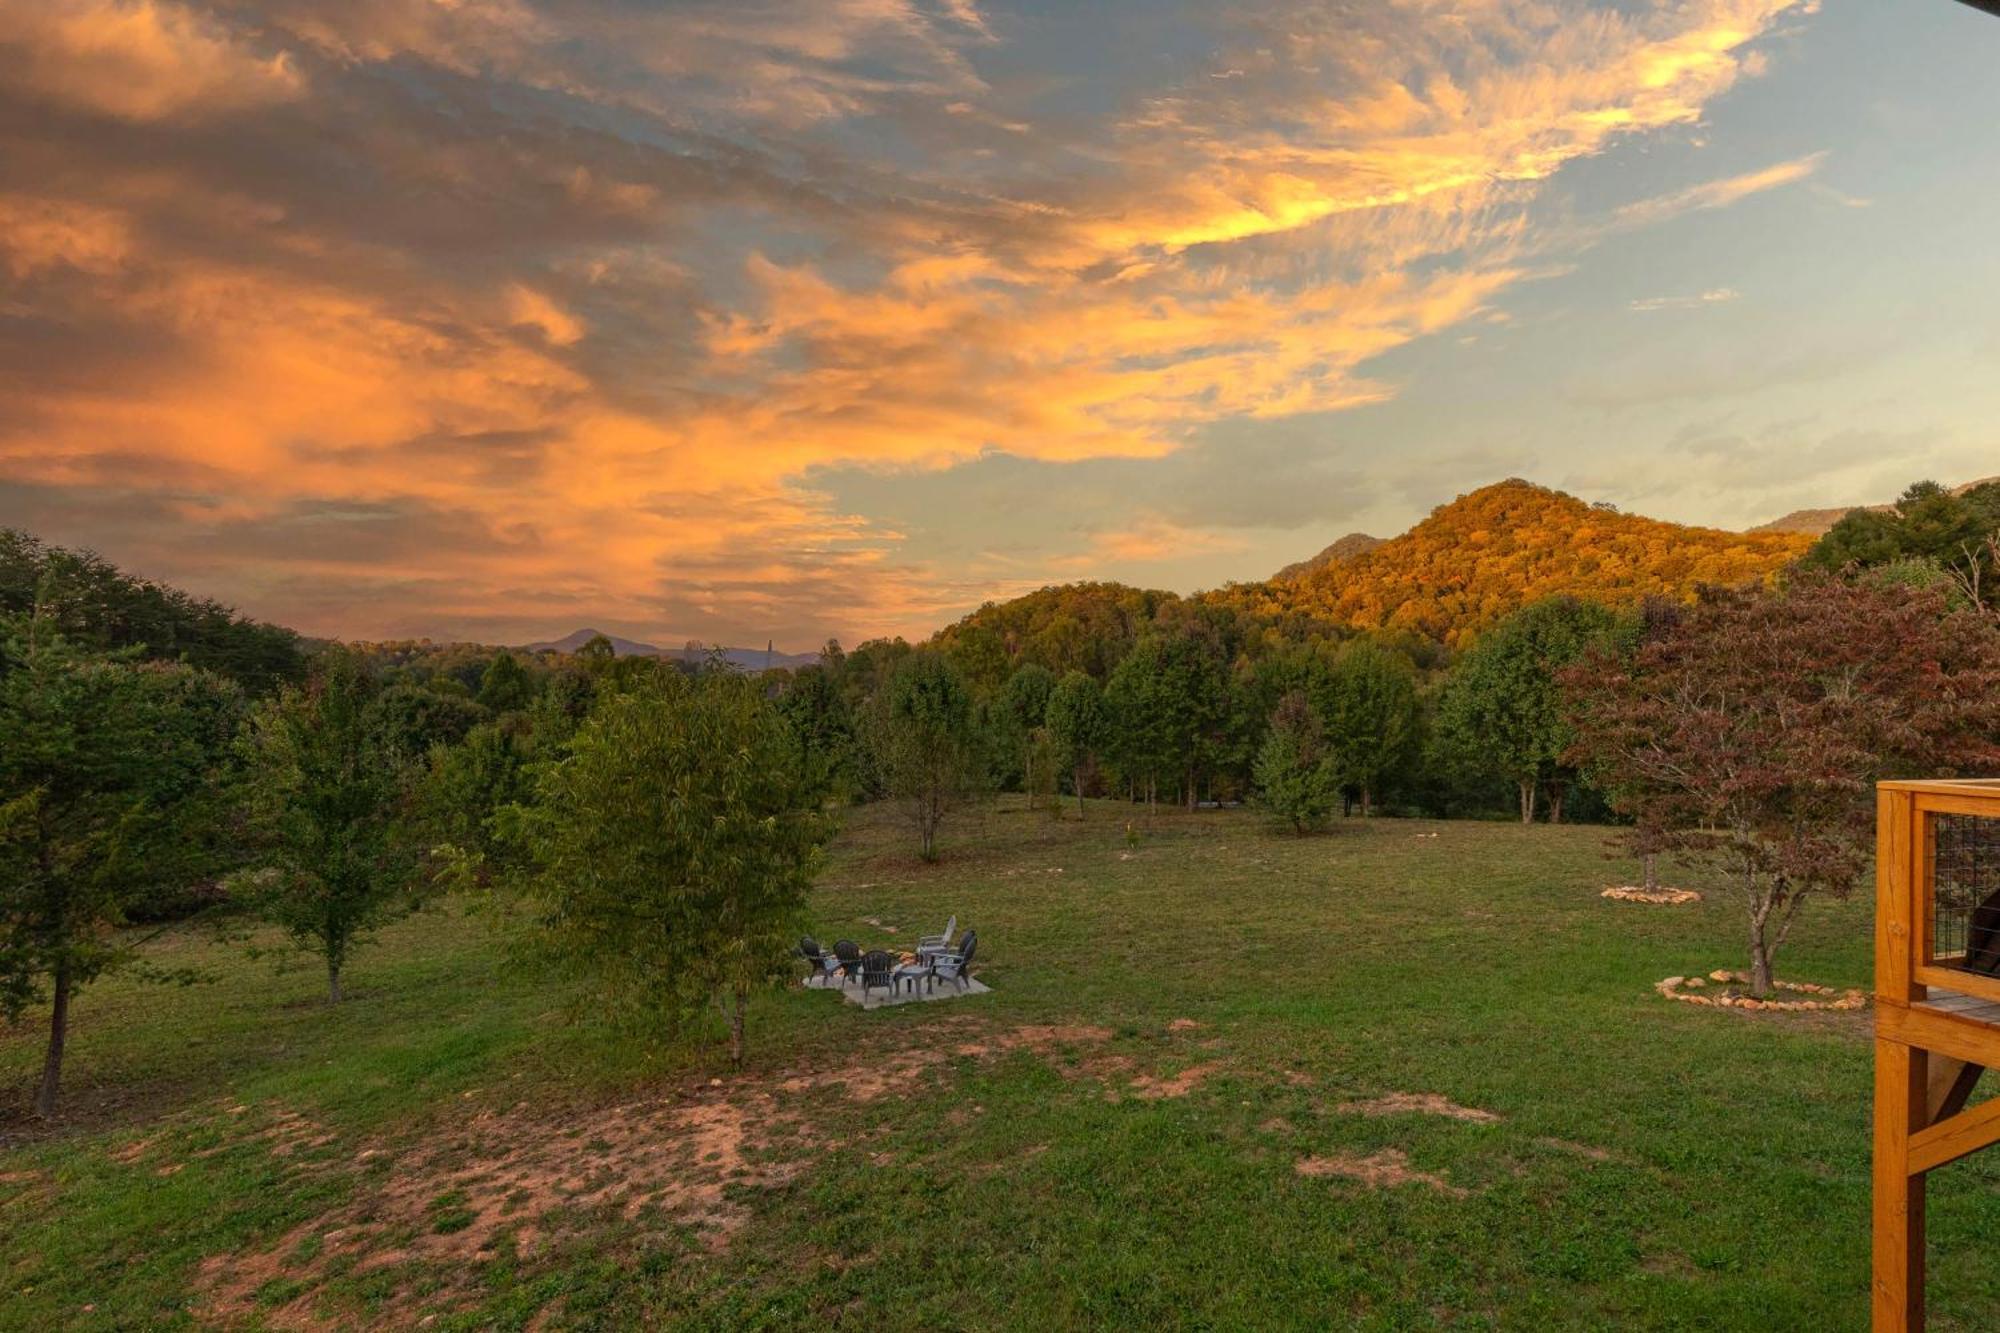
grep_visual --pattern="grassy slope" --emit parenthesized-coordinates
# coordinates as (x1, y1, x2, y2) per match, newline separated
(4, 803, 1998, 1330)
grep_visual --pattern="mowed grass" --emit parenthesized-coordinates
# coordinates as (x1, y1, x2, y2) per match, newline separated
(5, 801, 2000, 1330)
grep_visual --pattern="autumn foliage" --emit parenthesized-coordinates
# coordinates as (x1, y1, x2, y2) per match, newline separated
(1564, 576, 2000, 997)
(1220, 479, 1812, 648)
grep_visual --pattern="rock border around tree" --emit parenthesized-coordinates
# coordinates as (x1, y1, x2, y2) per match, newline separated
(1654, 969, 1866, 1012)
(1601, 885, 1701, 905)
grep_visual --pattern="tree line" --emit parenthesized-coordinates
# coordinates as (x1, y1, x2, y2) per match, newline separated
(7, 476, 1997, 1110)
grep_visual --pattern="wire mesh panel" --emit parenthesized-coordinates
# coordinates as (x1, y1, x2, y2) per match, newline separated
(1933, 811, 2000, 974)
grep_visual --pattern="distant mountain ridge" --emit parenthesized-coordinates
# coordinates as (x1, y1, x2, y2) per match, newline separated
(1272, 531, 1386, 581)
(1752, 476, 2000, 536)
(520, 627, 816, 672)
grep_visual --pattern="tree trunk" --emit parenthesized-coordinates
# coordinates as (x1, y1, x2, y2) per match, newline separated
(1748, 930, 1774, 1000)
(1517, 778, 1537, 824)
(35, 957, 71, 1119)
(1186, 762, 1197, 813)
(1074, 765, 1086, 819)
(327, 957, 343, 1004)
(1361, 787, 1373, 819)
(729, 986, 747, 1066)
(1642, 852, 1658, 892)
(1547, 782, 1566, 825)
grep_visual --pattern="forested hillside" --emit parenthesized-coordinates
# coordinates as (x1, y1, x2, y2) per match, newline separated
(1215, 479, 1812, 647)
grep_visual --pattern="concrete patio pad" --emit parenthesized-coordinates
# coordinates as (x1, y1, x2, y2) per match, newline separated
(805, 973, 991, 1010)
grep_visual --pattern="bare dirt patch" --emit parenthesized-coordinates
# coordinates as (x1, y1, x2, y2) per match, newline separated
(196, 1021, 1132, 1323)
(195, 1090, 816, 1326)
(1295, 1148, 1467, 1197)
(1334, 1093, 1499, 1124)
(1129, 1062, 1222, 1100)
(1166, 1018, 1204, 1033)
(1535, 1136, 1636, 1166)
(1601, 886, 1700, 905)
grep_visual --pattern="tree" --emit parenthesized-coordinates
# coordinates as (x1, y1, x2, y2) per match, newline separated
(1323, 639, 1419, 816)
(1565, 576, 2000, 998)
(233, 648, 421, 1002)
(367, 681, 488, 755)
(420, 721, 534, 884)
(1104, 627, 1229, 812)
(0, 528, 304, 693)
(476, 650, 534, 713)
(1435, 597, 1616, 822)
(999, 663, 1057, 803)
(868, 651, 982, 861)
(0, 614, 241, 1115)
(774, 663, 859, 801)
(1254, 691, 1341, 835)
(1805, 480, 2000, 617)
(500, 673, 831, 1063)
(1044, 670, 1107, 817)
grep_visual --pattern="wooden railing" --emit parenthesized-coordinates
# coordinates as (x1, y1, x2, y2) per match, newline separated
(1875, 778, 2000, 1332)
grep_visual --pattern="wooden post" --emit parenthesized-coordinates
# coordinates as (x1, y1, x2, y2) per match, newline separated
(1874, 1037, 1925, 1332)
(1874, 786, 1923, 1332)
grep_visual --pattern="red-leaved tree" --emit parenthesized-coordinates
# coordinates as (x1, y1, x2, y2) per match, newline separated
(1565, 575, 2000, 998)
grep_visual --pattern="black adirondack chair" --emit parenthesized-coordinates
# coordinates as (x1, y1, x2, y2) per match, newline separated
(859, 949, 895, 1000)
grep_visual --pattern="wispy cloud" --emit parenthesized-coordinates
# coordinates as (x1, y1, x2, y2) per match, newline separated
(1629, 287, 1743, 313)
(1612, 152, 1826, 230)
(0, 0, 1817, 644)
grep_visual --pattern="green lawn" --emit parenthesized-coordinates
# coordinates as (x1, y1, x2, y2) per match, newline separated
(4, 802, 1997, 1330)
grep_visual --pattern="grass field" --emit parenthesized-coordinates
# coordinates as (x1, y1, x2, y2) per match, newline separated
(4, 801, 1999, 1330)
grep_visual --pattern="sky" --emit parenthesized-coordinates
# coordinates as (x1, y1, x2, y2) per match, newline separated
(3, 0, 1998, 650)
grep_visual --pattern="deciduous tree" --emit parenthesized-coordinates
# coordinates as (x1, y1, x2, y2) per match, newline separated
(1045, 670, 1107, 817)
(233, 648, 421, 1003)
(1566, 576, 2000, 997)
(868, 651, 982, 861)
(0, 613, 241, 1115)
(1435, 597, 1616, 822)
(1254, 691, 1341, 835)
(500, 674, 831, 1063)
(1323, 639, 1419, 817)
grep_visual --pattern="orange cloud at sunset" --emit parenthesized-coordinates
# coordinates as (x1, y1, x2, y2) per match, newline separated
(0, 0, 1821, 647)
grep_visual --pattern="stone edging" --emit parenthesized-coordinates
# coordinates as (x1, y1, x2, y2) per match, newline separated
(1655, 969, 1866, 1012)
(1602, 886, 1701, 905)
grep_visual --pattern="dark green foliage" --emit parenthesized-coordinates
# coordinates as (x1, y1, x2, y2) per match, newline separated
(0, 530, 303, 693)
(1322, 639, 1421, 816)
(775, 663, 861, 801)
(1434, 597, 1617, 823)
(498, 672, 831, 1062)
(1044, 671, 1107, 816)
(367, 682, 489, 755)
(232, 647, 422, 1003)
(1804, 480, 2000, 611)
(0, 612, 243, 1114)
(476, 651, 534, 713)
(868, 651, 982, 860)
(1103, 625, 1230, 811)
(1253, 691, 1340, 834)
(994, 663, 1058, 793)
(419, 721, 536, 882)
